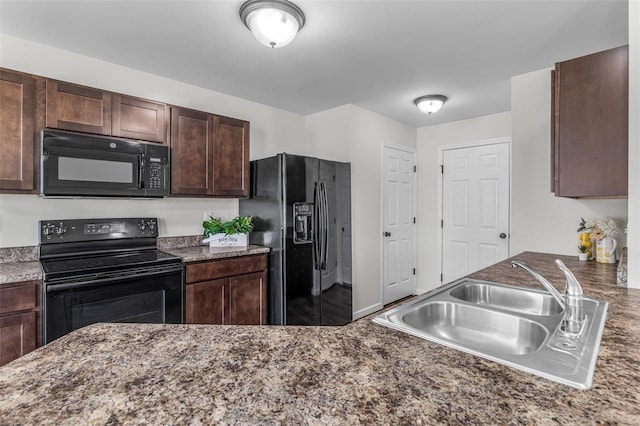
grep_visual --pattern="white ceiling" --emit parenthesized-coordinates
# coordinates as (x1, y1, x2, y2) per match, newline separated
(0, 0, 629, 127)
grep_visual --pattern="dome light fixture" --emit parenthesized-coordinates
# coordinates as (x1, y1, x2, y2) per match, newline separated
(240, 0, 305, 48)
(413, 95, 448, 114)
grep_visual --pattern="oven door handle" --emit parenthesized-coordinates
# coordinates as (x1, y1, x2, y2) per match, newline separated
(46, 265, 183, 292)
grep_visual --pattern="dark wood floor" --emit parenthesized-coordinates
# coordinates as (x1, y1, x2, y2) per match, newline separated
(287, 282, 352, 326)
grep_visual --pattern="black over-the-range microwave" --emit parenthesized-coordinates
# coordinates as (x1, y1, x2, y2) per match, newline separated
(40, 130, 169, 198)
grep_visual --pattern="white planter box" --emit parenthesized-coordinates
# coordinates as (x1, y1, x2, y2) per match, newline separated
(203, 233, 248, 247)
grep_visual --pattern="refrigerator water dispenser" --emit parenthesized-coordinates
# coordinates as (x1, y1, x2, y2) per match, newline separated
(293, 202, 313, 243)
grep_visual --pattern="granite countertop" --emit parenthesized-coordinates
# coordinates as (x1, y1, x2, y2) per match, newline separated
(0, 240, 269, 286)
(0, 261, 42, 285)
(0, 252, 638, 424)
(163, 244, 270, 263)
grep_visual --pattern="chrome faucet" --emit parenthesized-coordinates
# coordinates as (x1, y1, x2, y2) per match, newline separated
(512, 259, 585, 336)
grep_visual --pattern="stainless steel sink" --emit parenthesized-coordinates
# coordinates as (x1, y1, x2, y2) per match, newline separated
(402, 301, 547, 355)
(449, 281, 563, 316)
(373, 278, 608, 389)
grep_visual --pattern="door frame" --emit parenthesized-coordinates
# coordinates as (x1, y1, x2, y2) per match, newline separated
(437, 137, 512, 286)
(380, 143, 418, 305)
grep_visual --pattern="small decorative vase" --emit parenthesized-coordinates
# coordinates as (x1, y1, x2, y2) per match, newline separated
(578, 232, 593, 259)
(595, 237, 617, 264)
(578, 252, 588, 261)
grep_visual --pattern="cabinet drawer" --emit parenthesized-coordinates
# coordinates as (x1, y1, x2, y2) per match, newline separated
(186, 254, 267, 283)
(0, 282, 38, 315)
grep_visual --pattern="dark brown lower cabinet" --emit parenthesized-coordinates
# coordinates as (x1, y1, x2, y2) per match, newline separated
(185, 254, 268, 325)
(0, 280, 41, 366)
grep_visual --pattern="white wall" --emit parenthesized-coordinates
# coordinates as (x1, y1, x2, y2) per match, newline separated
(628, 0, 639, 289)
(416, 65, 630, 293)
(306, 105, 416, 317)
(511, 68, 627, 258)
(0, 34, 307, 247)
(416, 112, 512, 292)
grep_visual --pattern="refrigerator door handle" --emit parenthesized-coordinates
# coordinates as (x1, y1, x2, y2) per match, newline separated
(313, 182, 321, 270)
(319, 181, 329, 270)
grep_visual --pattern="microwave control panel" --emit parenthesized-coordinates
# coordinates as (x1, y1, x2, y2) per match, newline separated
(147, 160, 165, 191)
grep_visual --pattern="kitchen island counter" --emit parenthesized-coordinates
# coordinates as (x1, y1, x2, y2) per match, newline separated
(1, 252, 638, 424)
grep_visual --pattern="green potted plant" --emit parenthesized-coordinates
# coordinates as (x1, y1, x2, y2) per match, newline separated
(577, 244, 589, 261)
(202, 216, 253, 247)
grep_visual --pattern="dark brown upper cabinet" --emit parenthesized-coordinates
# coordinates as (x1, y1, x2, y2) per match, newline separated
(213, 115, 250, 197)
(552, 45, 628, 198)
(0, 69, 36, 192)
(170, 107, 250, 198)
(112, 94, 168, 144)
(170, 106, 214, 196)
(45, 80, 168, 144)
(46, 80, 112, 135)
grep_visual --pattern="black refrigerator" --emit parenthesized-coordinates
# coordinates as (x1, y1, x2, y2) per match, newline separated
(239, 153, 352, 326)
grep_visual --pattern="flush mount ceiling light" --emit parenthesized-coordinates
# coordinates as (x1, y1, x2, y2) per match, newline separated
(240, 0, 305, 48)
(413, 95, 448, 114)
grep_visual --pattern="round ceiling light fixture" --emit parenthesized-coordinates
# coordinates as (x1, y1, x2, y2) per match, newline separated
(413, 95, 448, 114)
(240, 0, 306, 48)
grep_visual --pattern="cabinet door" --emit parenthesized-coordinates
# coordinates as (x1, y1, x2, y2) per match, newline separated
(45, 80, 112, 135)
(213, 115, 250, 197)
(554, 45, 628, 197)
(185, 279, 227, 324)
(112, 94, 168, 143)
(229, 272, 267, 325)
(170, 107, 214, 196)
(0, 312, 37, 366)
(0, 69, 36, 191)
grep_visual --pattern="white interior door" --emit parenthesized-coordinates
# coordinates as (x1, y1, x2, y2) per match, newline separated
(382, 146, 416, 304)
(442, 142, 510, 284)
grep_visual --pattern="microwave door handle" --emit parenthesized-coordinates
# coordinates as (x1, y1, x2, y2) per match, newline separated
(138, 155, 145, 189)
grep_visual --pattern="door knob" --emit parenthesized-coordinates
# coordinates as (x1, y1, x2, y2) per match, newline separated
(384, 231, 391, 237)
(499, 233, 507, 239)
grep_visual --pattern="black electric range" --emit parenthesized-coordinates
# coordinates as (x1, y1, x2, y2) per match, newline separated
(38, 218, 183, 344)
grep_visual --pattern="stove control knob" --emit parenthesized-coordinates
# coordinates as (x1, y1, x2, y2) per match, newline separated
(139, 223, 147, 232)
(55, 225, 67, 237)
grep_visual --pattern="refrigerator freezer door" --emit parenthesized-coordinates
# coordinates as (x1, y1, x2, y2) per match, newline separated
(284, 155, 320, 325)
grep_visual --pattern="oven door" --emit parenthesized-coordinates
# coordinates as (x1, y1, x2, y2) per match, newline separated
(43, 265, 183, 344)
(41, 130, 146, 197)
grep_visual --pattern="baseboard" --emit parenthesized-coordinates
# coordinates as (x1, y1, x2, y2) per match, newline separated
(353, 302, 383, 320)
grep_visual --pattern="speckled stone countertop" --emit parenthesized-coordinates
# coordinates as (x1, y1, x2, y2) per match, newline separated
(0, 246, 42, 285)
(163, 244, 270, 263)
(0, 252, 638, 424)
(0, 240, 269, 285)
(0, 261, 42, 285)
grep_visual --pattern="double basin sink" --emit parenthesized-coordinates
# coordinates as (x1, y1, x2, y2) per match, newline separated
(373, 279, 608, 389)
